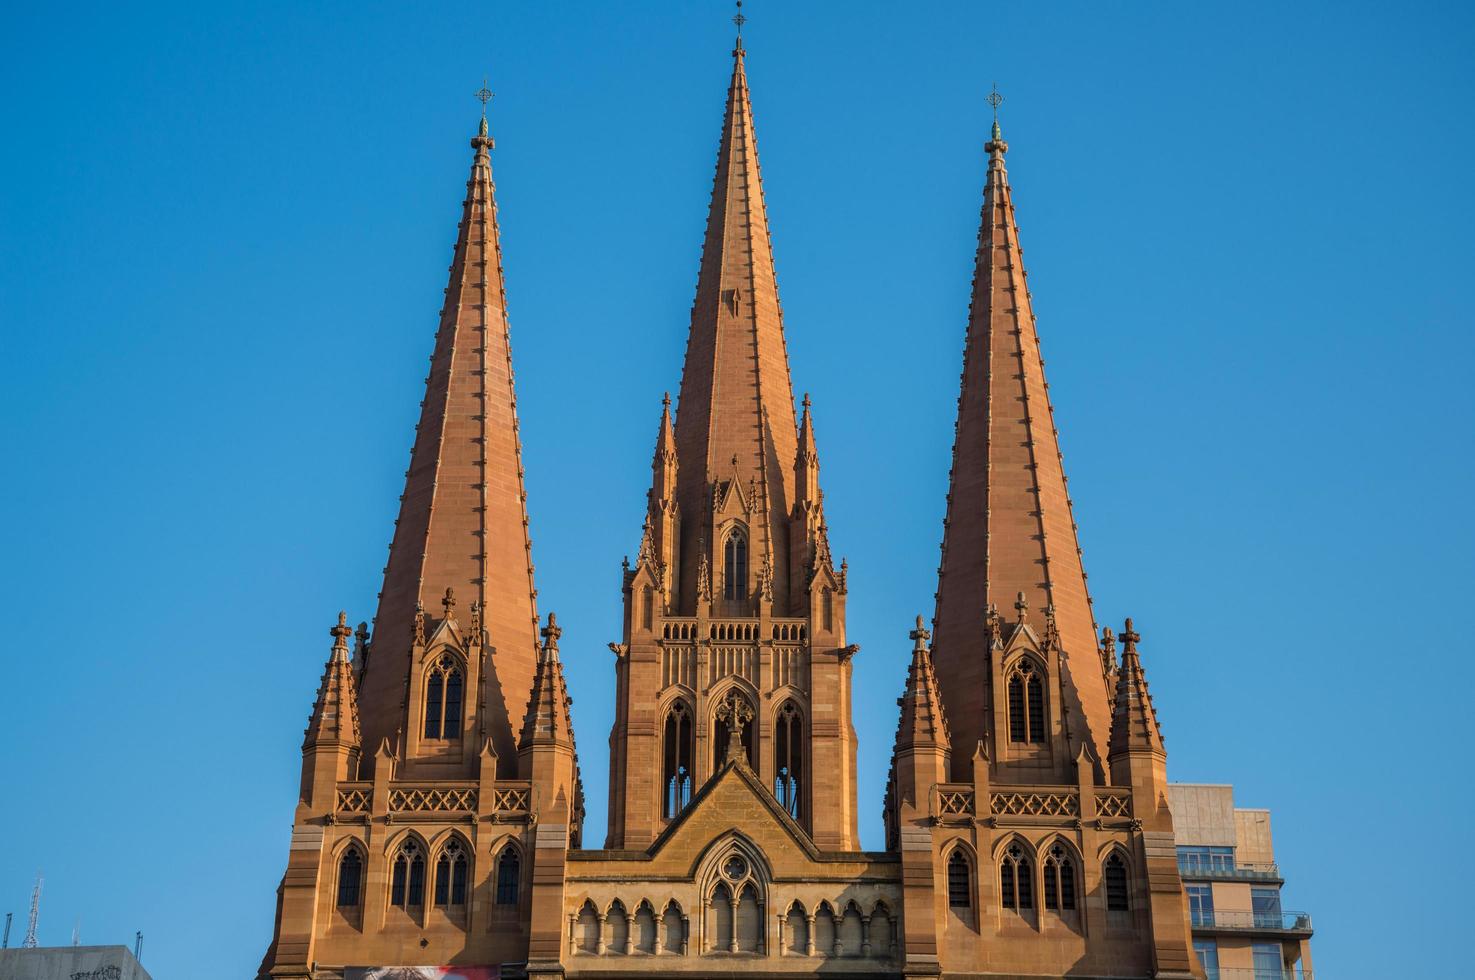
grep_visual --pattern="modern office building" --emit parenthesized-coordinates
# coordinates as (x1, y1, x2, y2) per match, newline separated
(1168, 785, 1314, 979)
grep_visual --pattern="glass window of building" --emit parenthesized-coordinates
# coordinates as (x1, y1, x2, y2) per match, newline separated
(1252, 942, 1285, 979)
(1186, 883, 1214, 927)
(1193, 939, 1220, 980)
(1252, 886, 1283, 928)
(1176, 845, 1235, 874)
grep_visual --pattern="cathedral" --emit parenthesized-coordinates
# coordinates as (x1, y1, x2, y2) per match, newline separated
(259, 33, 1207, 980)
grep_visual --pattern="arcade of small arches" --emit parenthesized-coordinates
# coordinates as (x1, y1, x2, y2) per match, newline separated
(941, 837, 1136, 929)
(329, 834, 525, 925)
(566, 893, 899, 959)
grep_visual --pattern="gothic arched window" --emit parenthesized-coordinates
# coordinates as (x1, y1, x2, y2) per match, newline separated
(1043, 843, 1077, 911)
(424, 654, 464, 740)
(663, 701, 695, 818)
(433, 837, 469, 908)
(1007, 659, 1046, 744)
(773, 700, 804, 820)
(947, 850, 973, 909)
(336, 847, 363, 908)
(1105, 852, 1130, 911)
(1001, 842, 1033, 910)
(723, 529, 748, 601)
(495, 847, 521, 905)
(390, 839, 426, 909)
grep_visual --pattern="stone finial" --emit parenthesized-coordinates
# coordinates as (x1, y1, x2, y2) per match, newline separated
(1120, 617, 1140, 650)
(331, 610, 352, 649)
(540, 612, 562, 656)
(909, 614, 930, 651)
(442, 587, 457, 617)
(1014, 591, 1029, 621)
(715, 689, 754, 764)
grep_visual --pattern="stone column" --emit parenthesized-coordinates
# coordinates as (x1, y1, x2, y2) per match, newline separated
(728, 896, 740, 953)
(597, 911, 608, 954)
(861, 913, 871, 956)
(624, 910, 636, 954)
(681, 913, 690, 956)
(566, 912, 577, 955)
(775, 910, 786, 955)
(805, 912, 816, 956)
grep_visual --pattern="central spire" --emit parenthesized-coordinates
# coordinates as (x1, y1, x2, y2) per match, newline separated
(671, 39, 801, 612)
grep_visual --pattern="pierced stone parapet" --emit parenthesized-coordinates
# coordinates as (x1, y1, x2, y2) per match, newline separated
(388, 784, 478, 813)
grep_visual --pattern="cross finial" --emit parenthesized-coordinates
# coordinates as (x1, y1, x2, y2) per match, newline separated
(475, 78, 493, 117)
(733, 0, 747, 38)
(986, 83, 1004, 120)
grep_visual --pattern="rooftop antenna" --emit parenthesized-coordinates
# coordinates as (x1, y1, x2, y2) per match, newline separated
(71, 918, 79, 946)
(22, 874, 41, 948)
(2, 912, 11, 948)
(135, 930, 143, 963)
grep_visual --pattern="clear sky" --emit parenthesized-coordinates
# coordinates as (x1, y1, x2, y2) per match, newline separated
(2, 1, 1471, 976)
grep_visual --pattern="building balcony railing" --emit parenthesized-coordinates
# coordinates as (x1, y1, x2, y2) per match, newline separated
(1191, 909, 1313, 935)
(1202, 970, 1313, 980)
(1178, 858, 1283, 882)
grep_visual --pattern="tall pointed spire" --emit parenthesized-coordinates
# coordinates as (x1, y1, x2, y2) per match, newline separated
(931, 99, 1115, 774)
(520, 613, 575, 750)
(895, 616, 951, 751)
(671, 37, 801, 611)
(1109, 619, 1165, 758)
(358, 103, 541, 773)
(304, 612, 361, 750)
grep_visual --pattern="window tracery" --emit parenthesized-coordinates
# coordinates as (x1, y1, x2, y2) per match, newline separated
(723, 529, 748, 601)
(1007, 659, 1046, 743)
(663, 700, 694, 818)
(390, 839, 426, 909)
(947, 849, 973, 909)
(423, 654, 464, 740)
(1000, 842, 1034, 910)
(495, 847, 520, 905)
(433, 837, 469, 909)
(335, 847, 362, 908)
(1043, 843, 1077, 911)
(773, 700, 804, 820)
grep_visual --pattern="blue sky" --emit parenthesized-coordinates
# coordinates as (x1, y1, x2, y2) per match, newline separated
(2, 1, 1471, 976)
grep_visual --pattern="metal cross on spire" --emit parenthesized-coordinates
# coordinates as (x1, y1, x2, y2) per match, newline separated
(733, 0, 746, 40)
(986, 82, 1004, 121)
(475, 78, 493, 118)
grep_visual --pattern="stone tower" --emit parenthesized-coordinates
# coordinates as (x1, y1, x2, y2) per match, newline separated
(258, 111, 582, 979)
(603, 36, 859, 855)
(880, 114, 1201, 977)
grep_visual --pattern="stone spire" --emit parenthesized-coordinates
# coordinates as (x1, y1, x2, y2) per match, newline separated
(519, 613, 576, 750)
(357, 111, 541, 772)
(671, 39, 801, 612)
(930, 110, 1114, 774)
(652, 391, 678, 502)
(304, 612, 362, 751)
(794, 393, 819, 508)
(1108, 619, 1165, 759)
(895, 616, 951, 752)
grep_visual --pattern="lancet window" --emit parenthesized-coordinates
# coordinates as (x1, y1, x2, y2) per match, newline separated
(1006, 659, 1046, 743)
(723, 529, 748, 601)
(1105, 852, 1131, 911)
(663, 700, 695, 818)
(773, 700, 804, 820)
(390, 839, 426, 909)
(335, 847, 363, 908)
(433, 837, 469, 909)
(423, 654, 464, 740)
(1000, 842, 1034, 910)
(947, 850, 973, 909)
(495, 847, 521, 905)
(1043, 843, 1077, 911)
